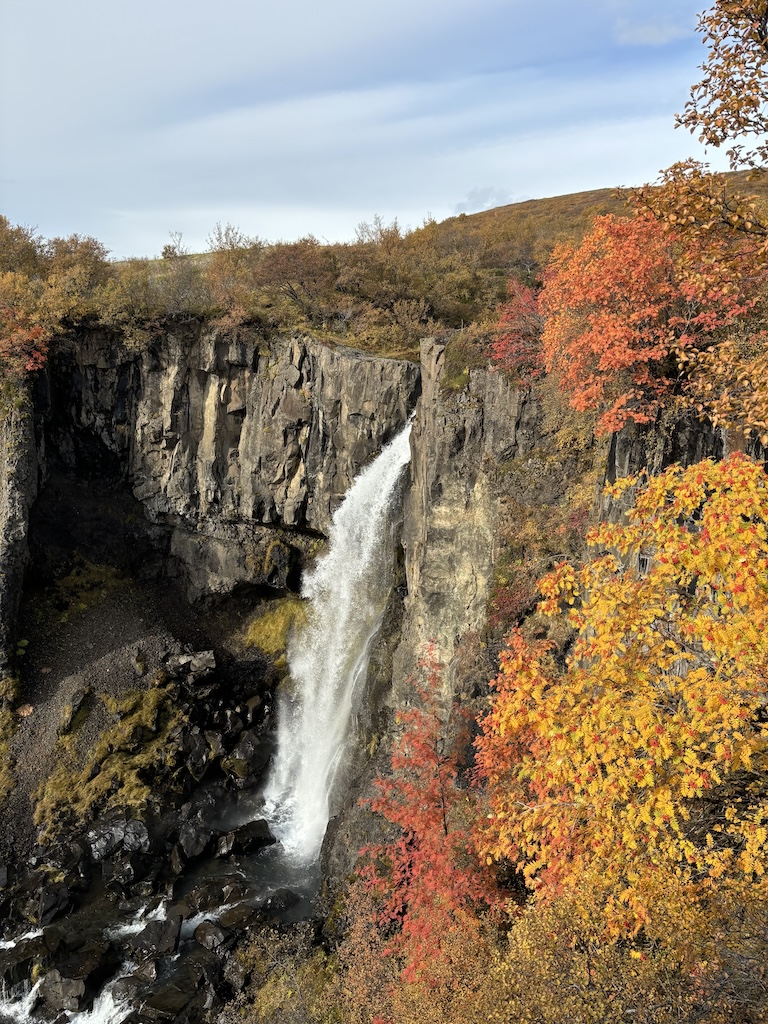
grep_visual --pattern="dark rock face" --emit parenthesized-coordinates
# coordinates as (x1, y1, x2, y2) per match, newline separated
(46, 328, 420, 601)
(394, 337, 540, 698)
(0, 391, 39, 673)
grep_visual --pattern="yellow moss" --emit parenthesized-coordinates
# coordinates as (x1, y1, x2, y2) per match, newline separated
(244, 598, 306, 659)
(0, 707, 15, 805)
(50, 560, 125, 623)
(33, 685, 186, 843)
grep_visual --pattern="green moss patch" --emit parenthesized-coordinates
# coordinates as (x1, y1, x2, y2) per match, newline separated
(34, 684, 186, 843)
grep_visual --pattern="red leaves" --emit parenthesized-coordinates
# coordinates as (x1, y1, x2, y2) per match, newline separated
(489, 278, 545, 383)
(0, 299, 49, 382)
(359, 656, 498, 985)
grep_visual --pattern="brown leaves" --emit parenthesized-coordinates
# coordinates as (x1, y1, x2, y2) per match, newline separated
(678, 1, 768, 171)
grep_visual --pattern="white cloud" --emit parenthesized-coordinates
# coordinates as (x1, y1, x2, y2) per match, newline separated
(613, 17, 690, 46)
(0, 0, 721, 258)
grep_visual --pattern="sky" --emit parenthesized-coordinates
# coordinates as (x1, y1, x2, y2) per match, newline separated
(0, 0, 730, 260)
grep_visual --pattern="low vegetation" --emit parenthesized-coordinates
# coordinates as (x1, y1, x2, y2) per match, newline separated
(244, 596, 307, 666)
(34, 685, 186, 843)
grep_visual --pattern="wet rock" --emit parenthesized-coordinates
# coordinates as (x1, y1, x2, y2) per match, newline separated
(39, 882, 74, 925)
(223, 709, 244, 739)
(204, 730, 225, 758)
(123, 820, 151, 854)
(0, 933, 49, 987)
(178, 820, 213, 860)
(129, 914, 182, 960)
(169, 846, 185, 876)
(184, 881, 248, 915)
(133, 958, 158, 983)
(221, 730, 271, 782)
(39, 968, 86, 1012)
(193, 920, 225, 950)
(259, 887, 300, 917)
(0, 864, 7, 888)
(87, 818, 128, 862)
(183, 728, 209, 782)
(215, 818, 275, 859)
(141, 946, 219, 1019)
(214, 833, 235, 858)
(217, 903, 262, 930)
(243, 695, 262, 724)
(110, 974, 143, 1006)
(54, 940, 119, 989)
(107, 852, 158, 890)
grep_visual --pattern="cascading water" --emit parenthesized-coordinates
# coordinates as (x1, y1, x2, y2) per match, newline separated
(0, 420, 413, 1023)
(264, 421, 412, 863)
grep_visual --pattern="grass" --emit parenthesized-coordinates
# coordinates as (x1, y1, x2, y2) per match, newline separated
(0, 675, 20, 806)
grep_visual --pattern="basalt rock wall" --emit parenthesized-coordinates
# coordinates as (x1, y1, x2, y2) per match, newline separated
(46, 326, 421, 599)
(393, 338, 539, 699)
(0, 393, 40, 674)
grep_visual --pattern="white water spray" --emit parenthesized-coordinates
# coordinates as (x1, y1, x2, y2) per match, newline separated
(265, 422, 412, 863)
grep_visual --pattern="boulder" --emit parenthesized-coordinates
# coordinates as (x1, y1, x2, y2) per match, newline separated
(129, 914, 182, 960)
(221, 730, 271, 783)
(178, 820, 213, 860)
(39, 969, 86, 1013)
(216, 818, 275, 858)
(193, 921, 225, 950)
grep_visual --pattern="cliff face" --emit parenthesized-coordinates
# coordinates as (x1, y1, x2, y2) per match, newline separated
(393, 338, 539, 698)
(49, 326, 420, 599)
(0, 394, 39, 674)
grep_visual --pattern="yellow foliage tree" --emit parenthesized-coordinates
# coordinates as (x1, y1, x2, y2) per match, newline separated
(476, 454, 768, 933)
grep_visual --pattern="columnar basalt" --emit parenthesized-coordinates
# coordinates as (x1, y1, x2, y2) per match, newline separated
(48, 326, 420, 599)
(0, 392, 39, 674)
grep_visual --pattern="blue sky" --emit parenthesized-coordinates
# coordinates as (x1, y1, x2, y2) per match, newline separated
(0, 0, 728, 259)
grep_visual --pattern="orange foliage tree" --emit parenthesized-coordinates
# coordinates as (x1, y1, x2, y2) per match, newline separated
(678, 0, 768, 172)
(535, 211, 764, 433)
(0, 273, 50, 383)
(475, 454, 768, 933)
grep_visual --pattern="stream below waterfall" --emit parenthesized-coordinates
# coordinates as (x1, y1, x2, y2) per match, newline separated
(0, 423, 412, 1024)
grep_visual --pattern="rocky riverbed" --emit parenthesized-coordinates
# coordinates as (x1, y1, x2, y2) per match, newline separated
(0, 464, 320, 1023)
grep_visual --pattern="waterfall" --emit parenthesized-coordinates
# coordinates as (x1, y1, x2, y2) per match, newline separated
(264, 422, 412, 863)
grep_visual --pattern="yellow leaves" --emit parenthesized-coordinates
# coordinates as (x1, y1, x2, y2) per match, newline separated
(478, 454, 768, 933)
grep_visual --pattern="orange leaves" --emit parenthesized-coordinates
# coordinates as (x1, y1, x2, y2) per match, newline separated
(0, 273, 51, 383)
(677, 2, 768, 171)
(535, 211, 763, 432)
(476, 455, 768, 932)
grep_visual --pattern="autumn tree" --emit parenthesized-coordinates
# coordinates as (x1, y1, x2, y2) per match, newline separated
(357, 658, 497, 989)
(678, 0, 768, 172)
(0, 274, 49, 381)
(204, 222, 263, 325)
(532, 210, 767, 432)
(488, 277, 544, 383)
(476, 454, 768, 934)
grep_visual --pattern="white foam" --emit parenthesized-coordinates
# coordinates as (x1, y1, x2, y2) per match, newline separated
(265, 423, 412, 862)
